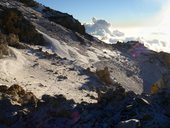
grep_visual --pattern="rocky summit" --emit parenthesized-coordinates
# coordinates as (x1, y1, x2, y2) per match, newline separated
(0, 0, 170, 128)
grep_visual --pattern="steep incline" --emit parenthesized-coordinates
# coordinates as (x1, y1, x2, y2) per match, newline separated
(0, 0, 169, 96)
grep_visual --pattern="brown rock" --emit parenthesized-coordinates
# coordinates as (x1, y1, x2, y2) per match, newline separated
(159, 52, 170, 69)
(22, 92, 38, 106)
(7, 84, 26, 96)
(0, 85, 8, 93)
(96, 67, 113, 85)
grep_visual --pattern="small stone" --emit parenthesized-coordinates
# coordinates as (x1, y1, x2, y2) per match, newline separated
(57, 75, 68, 81)
(135, 97, 150, 106)
(115, 119, 140, 128)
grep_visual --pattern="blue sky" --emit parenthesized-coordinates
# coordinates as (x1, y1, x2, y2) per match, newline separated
(35, 0, 165, 27)
(35, 0, 170, 53)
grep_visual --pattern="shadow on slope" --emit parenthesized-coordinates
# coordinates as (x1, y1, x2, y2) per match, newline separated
(0, 84, 170, 128)
(113, 41, 169, 93)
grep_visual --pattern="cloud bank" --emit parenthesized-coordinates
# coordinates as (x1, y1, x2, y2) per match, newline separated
(84, 18, 125, 44)
(84, 17, 170, 53)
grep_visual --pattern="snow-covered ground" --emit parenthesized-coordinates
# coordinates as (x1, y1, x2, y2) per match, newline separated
(0, 0, 169, 104)
(0, 29, 167, 102)
(0, 46, 99, 103)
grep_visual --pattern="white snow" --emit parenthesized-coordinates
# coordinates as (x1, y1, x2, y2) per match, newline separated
(0, 46, 98, 103)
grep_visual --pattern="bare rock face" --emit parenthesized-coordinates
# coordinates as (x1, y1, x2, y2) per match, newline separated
(96, 67, 113, 85)
(0, 84, 170, 128)
(159, 52, 170, 69)
(5, 84, 38, 106)
(0, 6, 45, 45)
(18, 0, 38, 7)
(0, 84, 38, 126)
(42, 6, 85, 34)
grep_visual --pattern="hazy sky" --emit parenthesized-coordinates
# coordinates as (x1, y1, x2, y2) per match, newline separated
(35, 0, 168, 27)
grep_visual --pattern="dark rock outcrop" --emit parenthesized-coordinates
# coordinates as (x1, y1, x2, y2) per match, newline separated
(42, 7, 85, 34)
(18, 0, 38, 7)
(0, 32, 13, 58)
(0, 84, 38, 126)
(0, 6, 45, 45)
(159, 52, 170, 69)
(0, 84, 170, 128)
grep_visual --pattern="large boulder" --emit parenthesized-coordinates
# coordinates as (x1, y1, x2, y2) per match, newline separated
(42, 7, 85, 34)
(0, 84, 38, 126)
(0, 7, 45, 45)
(18, 0, 38, 7)
(0, 32, 13, 58)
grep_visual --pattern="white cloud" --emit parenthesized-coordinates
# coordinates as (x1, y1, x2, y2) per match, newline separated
(84, 18, 125, 44)
(84, 17, 170, 53)
(84, 0, 170, 53)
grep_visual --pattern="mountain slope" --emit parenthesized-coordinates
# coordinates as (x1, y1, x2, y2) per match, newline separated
(0, 0, 170, 128)
(0, 0, 169, 95)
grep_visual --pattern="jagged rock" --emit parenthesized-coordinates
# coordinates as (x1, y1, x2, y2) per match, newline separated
(0, 84, 169, 128)
(21, 94, 76, 128)
(57, 75, 68, 81)
(159, 52, 170, 69)
(0, 84, 39, 126)
(18, 0, 38, 7)
(42, 6, 85, 34)
(115, 119, 140, 128)
(0, 84, 38, 106)
(7, 84, 26, 95)
(97, 86, 126, 105)
(0, 7, 45, 45)
(165, 105, 170, 117)
(96, 67, 113, 85)
(0, 32, 13, 58)
(0, 94, 20, 126)
(0, 85, 8, 93)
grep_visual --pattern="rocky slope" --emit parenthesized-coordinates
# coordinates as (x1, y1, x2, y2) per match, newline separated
(0, 84, 170, 128)
(0, 0, 170, 128)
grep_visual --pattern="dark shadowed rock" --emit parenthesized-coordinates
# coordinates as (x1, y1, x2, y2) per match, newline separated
(42, 6, 85, 34)
(0, 85, 8, 93)
(18, 0, 38, 7)
(0, 84, 38, 126)
(159, 52, 170, 69)
(0, 6, 45, 45)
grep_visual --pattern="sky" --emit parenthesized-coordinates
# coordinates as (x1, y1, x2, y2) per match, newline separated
(35, 0, 168, 27)
(35, 0, 170, 53)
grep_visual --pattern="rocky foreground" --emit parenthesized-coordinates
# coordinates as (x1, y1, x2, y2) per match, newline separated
(0, 83, 170, 128)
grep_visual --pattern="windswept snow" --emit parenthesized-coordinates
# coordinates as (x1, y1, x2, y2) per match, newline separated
(0, 0, 169, 103)
(0, 47, 99, 102)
